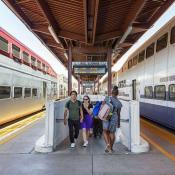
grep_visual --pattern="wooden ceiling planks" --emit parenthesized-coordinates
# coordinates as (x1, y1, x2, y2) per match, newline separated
(3, 0, 174, 81)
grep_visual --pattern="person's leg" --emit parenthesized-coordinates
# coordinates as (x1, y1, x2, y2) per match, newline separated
(82, 128, 87, 143)
(103, 130, 111, 152)
(73, 120, 80, 140)
(103, 129, 109, 145)
(86, 129, 89, 140)
(109, 132, 115, 151)
(68, 119, 74, 143)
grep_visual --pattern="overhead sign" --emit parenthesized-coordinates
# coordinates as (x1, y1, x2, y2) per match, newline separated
(73, 62, 107, 67)
(74, 67, 106, 75)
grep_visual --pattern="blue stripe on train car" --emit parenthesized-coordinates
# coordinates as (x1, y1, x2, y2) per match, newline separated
(140, 102, 175, 130)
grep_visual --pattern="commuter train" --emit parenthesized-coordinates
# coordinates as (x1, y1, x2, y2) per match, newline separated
(117, 16, 175, 130)
(0, 28, 58, 125)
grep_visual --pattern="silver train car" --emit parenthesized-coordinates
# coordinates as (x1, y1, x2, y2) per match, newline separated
(117, 16, 175, 130)
(0, 28, 58, 125)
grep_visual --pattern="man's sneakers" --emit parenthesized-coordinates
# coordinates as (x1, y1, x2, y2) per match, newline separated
(83, 140, 88, 147)
(70, 143, 75, 148)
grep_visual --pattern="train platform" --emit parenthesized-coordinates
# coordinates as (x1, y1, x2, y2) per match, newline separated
(0, 118, 175, 175)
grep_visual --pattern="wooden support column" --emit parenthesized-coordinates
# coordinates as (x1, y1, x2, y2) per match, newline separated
(97, 76, 100, 94)
(78, 76, 80, 94)
(94, 82, 96, 94)
(68, 46, 72, 95)
(107, 49, 112, 96)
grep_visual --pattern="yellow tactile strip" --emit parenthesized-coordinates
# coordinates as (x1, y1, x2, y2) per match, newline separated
(141, 118, 175, 162)
(0, 111, 45, 145)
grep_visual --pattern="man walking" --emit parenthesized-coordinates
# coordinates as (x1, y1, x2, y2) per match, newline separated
(64, 91, 83, 148)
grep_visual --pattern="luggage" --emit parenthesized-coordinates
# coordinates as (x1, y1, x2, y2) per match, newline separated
(93, 118, 103, 138)
(98, 103, 111, 121)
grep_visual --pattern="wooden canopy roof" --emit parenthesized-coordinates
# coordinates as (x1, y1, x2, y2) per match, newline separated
(3, 0, 174, 81)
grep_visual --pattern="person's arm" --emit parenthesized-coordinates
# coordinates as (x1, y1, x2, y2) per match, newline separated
(84, 103, 93, 115)
(80, 106, 84, 122)
(64, 108, 68, 125)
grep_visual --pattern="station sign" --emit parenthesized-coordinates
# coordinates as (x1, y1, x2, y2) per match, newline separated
(74, 67, 106, 75)
(72, 62, 107, 67)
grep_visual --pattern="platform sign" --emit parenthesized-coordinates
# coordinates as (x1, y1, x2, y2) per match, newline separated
(74, 67, 106, 75)
(82, 81, 94, 86)
(73, 62, 107, 66)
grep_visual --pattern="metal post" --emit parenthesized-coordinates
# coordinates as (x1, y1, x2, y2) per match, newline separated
(107, 48, 112, 96)
(68, 46, 72, 95)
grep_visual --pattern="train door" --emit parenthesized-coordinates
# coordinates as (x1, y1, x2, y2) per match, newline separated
(43, 81, 47, 99)
(132, 79, 136, 100)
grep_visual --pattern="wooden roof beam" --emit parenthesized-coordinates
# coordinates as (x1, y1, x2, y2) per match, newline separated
(32, 27, 51, 36)
(121, 0, 146, 32)
(96, 30, 122, 42)
(72, 46, 108, 54)
(131, 23, 149, 34)
(31, 25, 85, 42)
(114, 0, 146, 51)
(92, 0, 99, 45)
(59, 30, 85, 43)
(35, 0, 63, 46)
(16, 0, 32, 4)
(148, 0, 175, 26)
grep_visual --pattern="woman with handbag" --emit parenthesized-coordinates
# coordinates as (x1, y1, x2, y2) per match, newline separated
(80, 95, 93, 147)
(103, 86, 122, 153)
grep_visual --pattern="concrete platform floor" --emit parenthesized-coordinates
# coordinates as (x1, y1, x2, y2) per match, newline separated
(0, 119, 175, 175)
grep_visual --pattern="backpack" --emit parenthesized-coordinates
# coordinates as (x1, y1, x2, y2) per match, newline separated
(92, 101, 102, 117)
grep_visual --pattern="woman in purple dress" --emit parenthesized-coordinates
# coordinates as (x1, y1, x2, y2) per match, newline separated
(80, 95, 93, 147)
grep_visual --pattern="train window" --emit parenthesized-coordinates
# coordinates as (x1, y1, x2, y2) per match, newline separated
(14, 87, 22, 98)
(169, 84, 175, 101)
(23, 52, 30, 63)
(0, 86, 11, 99)
(170, 26, 175, 44)
(12, 44, 20, 58)
(154, 85, 166, 100)
(132, 56, 138, 66)
(138, 50, 145, 63)
(128, 59, 132, 69)
(146, 43, 154, 58)
(144, 86, 153, 98)
(32, 88, 37, 97)
(31, 56, 36, 66)
(24, 88, 31, 98)
(156, 33, 168, 52)
(37, 60, 41, 69)
(0, 36, 8, 52)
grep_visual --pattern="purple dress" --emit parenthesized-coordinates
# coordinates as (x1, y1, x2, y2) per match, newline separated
(80, 103, 93, 129)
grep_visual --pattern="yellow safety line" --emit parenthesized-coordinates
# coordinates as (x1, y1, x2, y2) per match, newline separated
(0, 111, 44, 145)
(141, 132, 175, 162)
(141, 118, 175, 145)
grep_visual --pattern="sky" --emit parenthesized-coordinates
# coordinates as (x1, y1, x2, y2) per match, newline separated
(0, 1, 175, 82)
